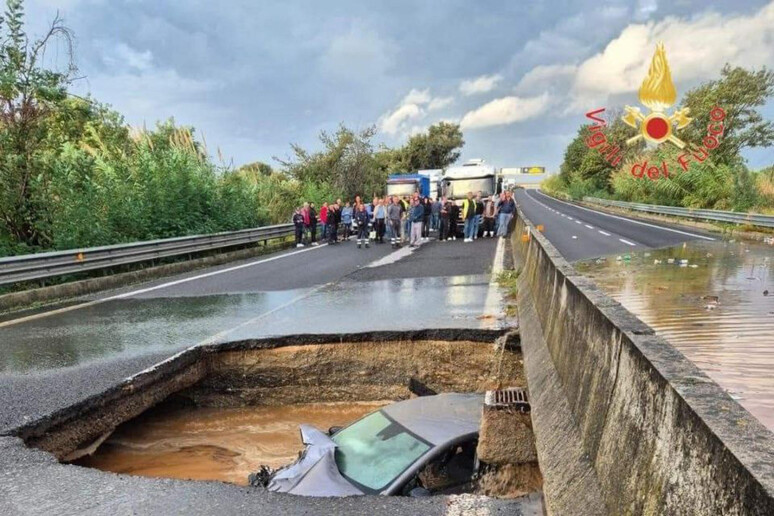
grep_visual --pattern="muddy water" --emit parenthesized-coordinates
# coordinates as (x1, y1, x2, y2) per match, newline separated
(75, 401, 387, 485)
(576, 238, 774, 430)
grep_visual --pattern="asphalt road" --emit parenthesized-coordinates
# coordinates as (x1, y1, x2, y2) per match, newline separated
(0, 235, 502, 432)
(514, 189, 716, 261)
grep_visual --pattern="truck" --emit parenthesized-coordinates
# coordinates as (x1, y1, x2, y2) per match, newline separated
(417, 169, 443, 200)
(441, 159, 499, 237)
(441, 159, 499, 203)
(385, 174, 430, 198)
(499, 166, 547, 190)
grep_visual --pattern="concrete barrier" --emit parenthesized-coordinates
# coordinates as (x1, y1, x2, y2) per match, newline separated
(511, 206, 774, 514)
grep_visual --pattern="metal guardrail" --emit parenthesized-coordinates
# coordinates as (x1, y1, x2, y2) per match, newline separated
(0, 223, 296, 286)
(583, 197, 774, 229)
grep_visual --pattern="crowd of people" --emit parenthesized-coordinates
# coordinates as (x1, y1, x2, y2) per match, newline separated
(292, 190, 516, 250)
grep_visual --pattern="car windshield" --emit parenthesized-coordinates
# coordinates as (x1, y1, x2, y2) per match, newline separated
(332, 411, 431, 492)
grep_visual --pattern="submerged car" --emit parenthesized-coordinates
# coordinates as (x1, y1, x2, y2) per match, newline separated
(254, 393, 483, 497)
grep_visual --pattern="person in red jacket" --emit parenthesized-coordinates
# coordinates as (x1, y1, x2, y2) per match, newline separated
(320, 202, 329, 241)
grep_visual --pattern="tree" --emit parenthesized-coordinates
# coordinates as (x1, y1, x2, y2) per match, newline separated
(679, 65, 774, 166)
(276, 124, 383, 200)
(0, 0, 76, 247)
(558, 110, 642, 195)
(397, 122, 464, 172)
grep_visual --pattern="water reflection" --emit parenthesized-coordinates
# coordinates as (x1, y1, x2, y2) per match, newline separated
(576, 239, 774, 429)
(0, 291, 306, 373)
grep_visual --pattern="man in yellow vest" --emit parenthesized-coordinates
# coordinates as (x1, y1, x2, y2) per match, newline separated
(462, 191, 477, 243)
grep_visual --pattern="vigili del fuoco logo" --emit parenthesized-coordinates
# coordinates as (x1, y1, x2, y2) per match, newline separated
(583, 43, 726, 180)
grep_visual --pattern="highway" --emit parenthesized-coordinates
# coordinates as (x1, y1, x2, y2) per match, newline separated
(0, 236, 504, 432)
(514, 189, 716, 261)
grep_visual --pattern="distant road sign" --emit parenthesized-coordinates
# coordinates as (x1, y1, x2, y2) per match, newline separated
(521, 166, 545, 175)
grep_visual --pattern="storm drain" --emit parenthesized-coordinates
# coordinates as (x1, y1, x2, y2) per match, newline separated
(485, 387, 530, 413)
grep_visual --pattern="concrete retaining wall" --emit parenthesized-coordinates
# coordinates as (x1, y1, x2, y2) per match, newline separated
(511, 207, 774, 514)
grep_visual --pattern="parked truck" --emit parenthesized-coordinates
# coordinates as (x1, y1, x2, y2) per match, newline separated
(417, 169, 443, 200)
(386, 174, 430, 198)
(441, 159, 499, 237)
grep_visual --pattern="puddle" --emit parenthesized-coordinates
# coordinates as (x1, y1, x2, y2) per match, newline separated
(75, 401, 388, 485)
(576, 239, 774, 429)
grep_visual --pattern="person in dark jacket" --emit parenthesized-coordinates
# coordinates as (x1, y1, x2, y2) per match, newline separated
(496, 191, 516, 238)
(473, 192, 484, 240)
(448, 202, 459, 240)
(355, 203, 370, 249)
(292, 208, 305, 247)
(307, 203, 318, 246)
(438, 197, 451, 241)
(421, 197, 432, 239)
(327, 203, 339, 244)
(409, 198, 424, 247)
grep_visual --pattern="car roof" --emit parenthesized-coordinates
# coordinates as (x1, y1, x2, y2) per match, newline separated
(381, 393, 483, 446)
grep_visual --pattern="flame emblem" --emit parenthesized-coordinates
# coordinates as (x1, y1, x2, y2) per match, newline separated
(622, 43, 692, 148)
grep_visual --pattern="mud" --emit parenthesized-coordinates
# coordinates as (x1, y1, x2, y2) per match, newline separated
(75, 401, 387, 485)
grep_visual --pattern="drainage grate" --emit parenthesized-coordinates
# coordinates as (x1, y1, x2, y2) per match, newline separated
(484, 387, 530, 412)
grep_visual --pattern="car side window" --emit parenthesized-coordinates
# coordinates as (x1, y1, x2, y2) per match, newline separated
(407, 439, 478, 495)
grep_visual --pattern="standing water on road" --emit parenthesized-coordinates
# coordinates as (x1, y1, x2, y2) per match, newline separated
(75, 401, 387, 485)
(576, 238, 774, 430)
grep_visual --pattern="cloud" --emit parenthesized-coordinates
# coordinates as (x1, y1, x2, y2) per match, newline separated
(460, 93, 551, 130)
(380, 103, 424, 135)
(568, 1, 774, 110)
(100, 42, 154, 71)
(379, 89, 455, 135)
(459, 74, 502, 96)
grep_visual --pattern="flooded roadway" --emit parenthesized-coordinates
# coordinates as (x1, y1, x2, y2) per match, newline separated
(75, 401, 388, 485)
(576, 238, 774, 430)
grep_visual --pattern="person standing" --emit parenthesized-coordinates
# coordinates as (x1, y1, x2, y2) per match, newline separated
(355, 203, 370, 249)
(473, 192, 484, 240)
(327, 203, 339, 244)
(341, 202, 353, 240)
(462, 192, 477, 243)
(320, 202, 329, 241)
(401, 196, 411, 243)
(409, 198, 424, 247)
(449, 201, 459, 240)
(482, 196, 496, 237)
(293, 207, 305, 248)
(431, 197, 441, 231)
(497, 191, 516, 238)
(421, 197, 432, 240)
(307, 202, 318, 246)
(387, 196, 402, 248)
(439, 196, 450, 241)
(372, 199, 387, 243)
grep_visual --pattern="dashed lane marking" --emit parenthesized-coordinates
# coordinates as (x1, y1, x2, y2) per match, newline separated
(531, 189, 715, 241)
(598, 230, 611, 236)
(619, 238, 636, 246)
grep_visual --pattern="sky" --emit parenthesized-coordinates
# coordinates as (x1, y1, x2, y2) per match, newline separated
(26, 0, 774, 173)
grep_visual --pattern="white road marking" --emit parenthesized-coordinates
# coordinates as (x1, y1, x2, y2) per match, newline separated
(575, 220, 582, 224)
(531, 189, 715, 241)
(619, 238, 636, 246)
(0, 244, 330, 329)
(598, 230, 611, 236)
(585, 224, 594, 229)
(572, 235, 578, 239)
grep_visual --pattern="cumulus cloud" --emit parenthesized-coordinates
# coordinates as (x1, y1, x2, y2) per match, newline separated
(460, 93, 551, 130)
(572, 2, 773, 112)
(459, 74, 502, 96)
(379, 89, 455, 135)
